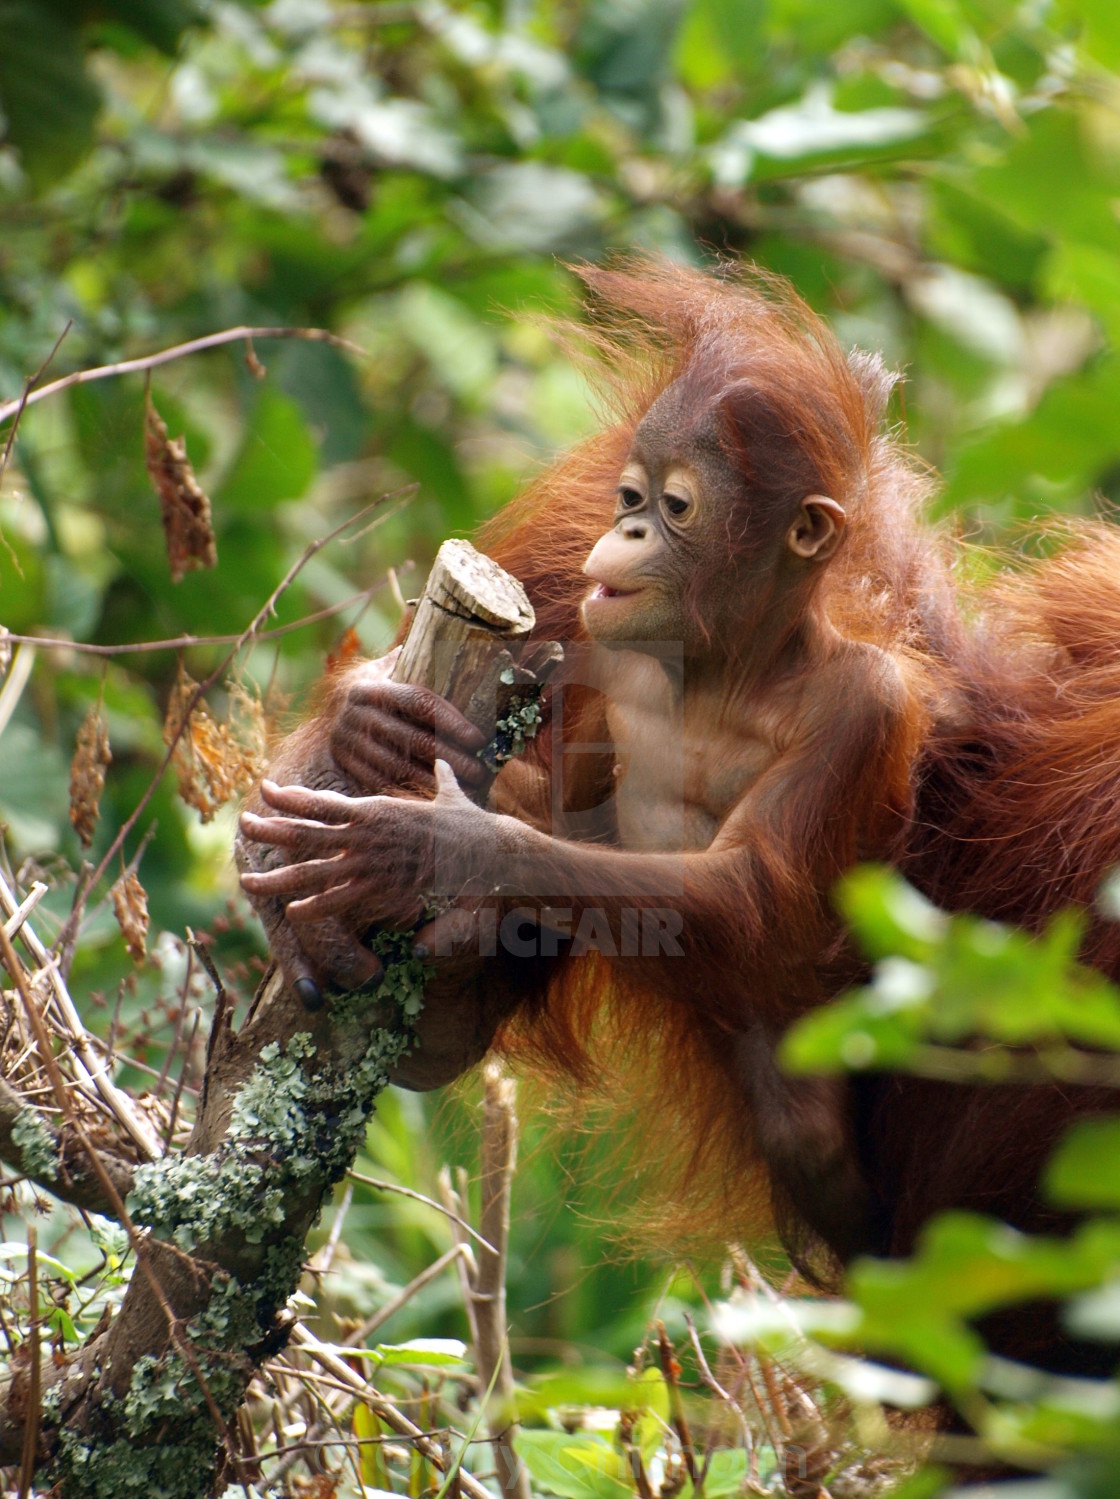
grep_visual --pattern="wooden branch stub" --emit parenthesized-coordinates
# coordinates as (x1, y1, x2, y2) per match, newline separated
(392, 539, 535, 740)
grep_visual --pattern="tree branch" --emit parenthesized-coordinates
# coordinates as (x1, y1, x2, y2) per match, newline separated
(0, 1075, 135, 1216)
(0, 326, 366, 427)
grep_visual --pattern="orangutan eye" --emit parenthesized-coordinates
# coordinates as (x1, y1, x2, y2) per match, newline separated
(664, 494, 691, 519)
(618, 487, 643, 509)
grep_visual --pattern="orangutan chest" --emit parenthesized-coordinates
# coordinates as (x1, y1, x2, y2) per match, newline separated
(604, 687, 777, 852)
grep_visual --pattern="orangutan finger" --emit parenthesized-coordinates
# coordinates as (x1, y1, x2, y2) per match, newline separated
(240, 854, 359, 898)
(238, 811, 352, 850)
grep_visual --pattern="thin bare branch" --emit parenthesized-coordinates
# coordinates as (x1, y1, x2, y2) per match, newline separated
(310, 1180, 354, 1277)
(0, 321, 71, 498)
(0, 573, 405, 658)
(55, 492, 404, 957)
(344, 1244, 469, 1346)
(164, 1009, 201, 1151)
(458, 1063, 529, 1499)
(349, 1169, 495, 1255)
(289, 1324, 493, 1499)
(0, 917, 238, 1465)
(0, 644, 35, 740)
(17, 1225, 40, 1499)
(2, 882, 47, 944)
(0, 868, 162, 1159)
(0, 326, 366, 427)
(657, 1320, 697, 1486)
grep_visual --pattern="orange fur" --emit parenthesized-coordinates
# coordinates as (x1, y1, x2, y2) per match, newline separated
(248, 258, 1120, 1372)
(477, 261, 1120, 1315)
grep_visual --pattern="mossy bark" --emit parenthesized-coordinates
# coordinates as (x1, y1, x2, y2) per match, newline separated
(1, 543, 542, 1498)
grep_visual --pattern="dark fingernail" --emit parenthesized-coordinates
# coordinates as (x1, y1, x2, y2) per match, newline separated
(413, 943, 430, 960)
(294, 977, 324, 1011)
(357, 967, 385, 996)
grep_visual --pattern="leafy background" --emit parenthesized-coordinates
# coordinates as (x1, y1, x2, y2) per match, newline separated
(5, 0, 1120, 1490)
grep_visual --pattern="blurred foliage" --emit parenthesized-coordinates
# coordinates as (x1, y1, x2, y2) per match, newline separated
(5, 0, 1120, 1491)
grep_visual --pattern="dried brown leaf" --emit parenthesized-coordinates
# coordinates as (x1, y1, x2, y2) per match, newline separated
(69, 706, 112, 847)
(145, 398, 218, 584)
(111, 871, 149, 964)
(163, 669, 265, 823)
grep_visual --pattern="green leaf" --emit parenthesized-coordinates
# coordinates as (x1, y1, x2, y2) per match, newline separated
(1057, 0, 1120, 71)
(709, 84, 926, 188)
(884, 1471, 954, 1499)
(215, 388, 317, 512)
(1046, 1117, 1120, 1210)
(676, 0, 765, 88)
(0, 0, 201, 181)
(837, 866, 947, 962)
(711, 1294, 937, 1405)
(780, 969, 928, 1074)
(787, 870, 1120, 1072)
(368, 1338, 467, 1367)
(766, 0, 897, 53)
(0, 532, 46, 634)
(698, 1450, 753, 1497)
(515, 1430, 632, 1499)
(848, 1213, 1120, 1391)
(1065, 1278, 1120, 1341)
(1042, 241, 1120, 345)
(352, 1403, 390, 1491)
(938, 354, 1120, 514)
(0, 1, 100, 181)
(48, 1306, 79, 1344)
(516, 1368, 649, 1422)
(97, 0, 203, 54)
(396, 285, 498, 402)
(969, 109, 1120, 255)
(891, 0, 976, 56)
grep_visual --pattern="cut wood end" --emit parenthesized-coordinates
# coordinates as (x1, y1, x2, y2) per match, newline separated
(428, 539, 534, 633)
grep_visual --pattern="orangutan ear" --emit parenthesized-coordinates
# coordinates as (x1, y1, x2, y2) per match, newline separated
(787, 496, 846, 562)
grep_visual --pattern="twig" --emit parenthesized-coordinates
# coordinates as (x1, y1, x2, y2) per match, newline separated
(2, 883, 47, 944)
(58, 865, 95, 983)
(348, 1171, 495, 1255)
(289, 1324, 493, 1499)
(0, 326, 366, 427)
(439, 1168, 480, 1352)
(0, 644, 35, 739)
(54, 492, 402, 959)
(657, 1321, 697, 1486)
(282, 1239, 473, 1472)
(0, 322, 71, 496)
(684, 1312, 752, 1490)
(0, 869, 162, 1159)
(457, 1063, 530, 1499)
(154, 945, 194, 1098)
(311, 1180, 353, 1277)
(16, 1225, 40, 1499)
(0, 919, 239, 1465)
(164, 1010, 201, 1152)
(0, 573, 406, 658)
(344, 1244, 470, 1346)
(187, 930, 226, 1012)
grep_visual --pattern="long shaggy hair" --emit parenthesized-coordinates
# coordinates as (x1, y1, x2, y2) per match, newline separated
(476, 258, 1120, 1267)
